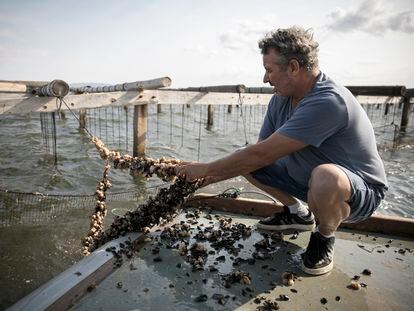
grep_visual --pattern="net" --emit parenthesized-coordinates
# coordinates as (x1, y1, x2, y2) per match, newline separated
(0, 186, 164, 227)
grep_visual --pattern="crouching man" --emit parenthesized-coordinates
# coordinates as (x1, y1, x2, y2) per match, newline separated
(176, 26, 387, 275)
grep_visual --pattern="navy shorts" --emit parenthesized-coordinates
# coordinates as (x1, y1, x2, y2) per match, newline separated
(251, 161, 385, 223)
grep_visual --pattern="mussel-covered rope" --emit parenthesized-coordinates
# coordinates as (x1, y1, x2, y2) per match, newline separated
(82, 136, 204, 255)
(238, 92, 249, 146)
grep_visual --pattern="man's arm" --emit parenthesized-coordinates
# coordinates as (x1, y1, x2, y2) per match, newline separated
(176, 132, 307, 181)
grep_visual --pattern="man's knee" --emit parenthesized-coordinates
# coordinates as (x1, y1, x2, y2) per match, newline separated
(309, 164, 351, 201)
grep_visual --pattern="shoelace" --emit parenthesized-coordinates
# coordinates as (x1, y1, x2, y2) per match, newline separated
(279, 207, 292, 222)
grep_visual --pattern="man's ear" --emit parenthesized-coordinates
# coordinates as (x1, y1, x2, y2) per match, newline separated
(289, 59, 300, 75)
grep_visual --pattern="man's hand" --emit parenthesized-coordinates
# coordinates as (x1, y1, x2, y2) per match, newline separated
(175, 161, 209, 182)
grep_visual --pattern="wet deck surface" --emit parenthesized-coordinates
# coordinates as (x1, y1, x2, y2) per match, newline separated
(73, 209, 414, 311)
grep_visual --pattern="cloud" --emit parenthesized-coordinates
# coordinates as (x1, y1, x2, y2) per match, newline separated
(219, 15, 277, 52)
(326, 0, 414, 35)
(182, 44, 218, 57)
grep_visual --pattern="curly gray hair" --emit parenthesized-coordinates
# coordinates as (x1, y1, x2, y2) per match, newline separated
(258, 26, 319, 71)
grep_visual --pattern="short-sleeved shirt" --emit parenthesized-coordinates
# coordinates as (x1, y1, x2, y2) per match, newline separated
(259, 71, 388, 191)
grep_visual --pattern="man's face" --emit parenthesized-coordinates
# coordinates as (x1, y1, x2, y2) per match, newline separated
(262, 48, 291, 96)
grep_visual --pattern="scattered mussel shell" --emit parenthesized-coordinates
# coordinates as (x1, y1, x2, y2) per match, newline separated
(281, 272, 296, 286)
(347, 281, 361, 290)
(224, 270, 251, 286)
(258, 298, 280, 310)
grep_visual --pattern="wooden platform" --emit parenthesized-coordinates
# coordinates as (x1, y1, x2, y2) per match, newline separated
(7, 196, 414, 311)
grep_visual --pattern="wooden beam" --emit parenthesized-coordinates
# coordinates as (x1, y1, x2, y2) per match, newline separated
(0, 90, 273, 115)
(0, 91, 147, 114)
(0, 86, 409, 115)
(133, 104, 148, 156)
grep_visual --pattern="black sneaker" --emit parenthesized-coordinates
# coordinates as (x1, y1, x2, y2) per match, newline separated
(256, 206, 315, 231)
(301, 232, 335, 275)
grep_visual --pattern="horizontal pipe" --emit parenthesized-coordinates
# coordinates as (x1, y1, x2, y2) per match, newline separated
(346, 85, 406, 97)
(405, 88, 414, 98)
(245, 87, 274, 94)
(0, 80, 50, 88)
(244, 85, 408, 97)
(32, 80, 70, 97)
(70, 77, 172, 94)
(177, 84, 246, 93)
(0, 80, 63, 94)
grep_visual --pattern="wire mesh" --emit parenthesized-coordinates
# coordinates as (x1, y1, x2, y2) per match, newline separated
(0, 185, 165, 227)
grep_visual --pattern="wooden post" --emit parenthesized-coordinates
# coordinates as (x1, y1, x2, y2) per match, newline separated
(79, 108, 86, 129)
(207, 104, 214, 126)
(157, 104, 162, 113)
(400, 95, 412, 133)
(227, 105, 232, 113)
(60, 110, 66, 120)
(133, 104, 148, 156)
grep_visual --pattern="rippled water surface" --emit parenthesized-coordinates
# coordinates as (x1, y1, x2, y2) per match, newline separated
(0, 104, 413, 308)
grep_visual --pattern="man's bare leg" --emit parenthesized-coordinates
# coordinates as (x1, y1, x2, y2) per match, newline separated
(301, 164, 352, 275)
(244, 173, 298, 209)
(307, 164, 351, 235)
(244, 173, 315, 231)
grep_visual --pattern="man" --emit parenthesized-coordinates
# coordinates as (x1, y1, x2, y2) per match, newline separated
(176, 26, 387, 275)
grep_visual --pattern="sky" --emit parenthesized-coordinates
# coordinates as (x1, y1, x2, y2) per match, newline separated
(0, 0, 413, 88)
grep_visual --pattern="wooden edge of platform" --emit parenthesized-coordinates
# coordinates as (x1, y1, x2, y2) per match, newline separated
(183, 193, 284, 217)
(7, 233, 143, 311)
(183, 193, 414, 238)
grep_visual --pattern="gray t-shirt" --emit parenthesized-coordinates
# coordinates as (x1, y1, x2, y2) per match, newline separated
(259, 71, 388, 190)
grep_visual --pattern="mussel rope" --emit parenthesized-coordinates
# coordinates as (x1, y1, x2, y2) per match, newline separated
(238, 92, 249, 145)
(51, 111, 58, 166)
(197, 105, 202, 161)
(125, 106, 129, 151)
(181, 104, 185, 147)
